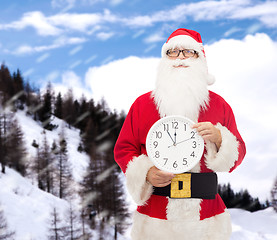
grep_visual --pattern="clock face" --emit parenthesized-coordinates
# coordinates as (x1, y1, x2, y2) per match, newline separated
(146, 116, 204, 174)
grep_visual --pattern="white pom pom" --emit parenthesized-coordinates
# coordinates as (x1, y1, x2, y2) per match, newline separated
(207, 74, 216, 85)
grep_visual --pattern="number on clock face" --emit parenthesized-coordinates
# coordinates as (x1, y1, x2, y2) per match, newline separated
(146, 116, 204, 174)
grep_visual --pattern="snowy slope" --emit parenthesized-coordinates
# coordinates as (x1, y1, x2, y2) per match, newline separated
(0, 167, 69, 240)
(0, 110, 89, 239)
(15, 110, 90, 182)
(230, 208, 277, 240)
(0, 110, 130, 239)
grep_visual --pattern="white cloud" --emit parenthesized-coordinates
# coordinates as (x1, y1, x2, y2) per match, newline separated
(48, 12, 103, 32)
(0, 10, 119, 37)
(245, 23, 263, 35)
(144, 33, 164, 43)
(47, 9, 120, 33)
(2, 1, 277, 42)
(230, 1, 277, 27)
(13, 37, 87, 55)
(50, 71, 92, 100)
(96, 31, 114, 41)
(85, 56, 159, 111)
(205, 33, 277, 200)
(84, 33, 277, 120)
(0, 11, 61, 36)
(124, 0, 277, 28)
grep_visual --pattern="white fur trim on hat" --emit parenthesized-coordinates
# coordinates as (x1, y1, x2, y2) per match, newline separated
(125, 154, 154, 206)
(205, 123, 239, 172)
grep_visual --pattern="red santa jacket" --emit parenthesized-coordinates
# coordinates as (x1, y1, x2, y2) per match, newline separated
(114, 91, 246, 221)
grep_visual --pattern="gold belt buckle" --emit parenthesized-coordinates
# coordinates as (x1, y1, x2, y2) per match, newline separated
(170, 173, 191, 198)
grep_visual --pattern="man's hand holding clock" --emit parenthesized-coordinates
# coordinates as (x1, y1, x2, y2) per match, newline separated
(146, 166, 175, 187)
(146, 116, 222, 187)
(193, 122, 222, 151)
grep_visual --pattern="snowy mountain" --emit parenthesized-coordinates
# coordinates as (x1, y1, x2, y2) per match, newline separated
(0, 110, 129, 239)
(0, 110, 276, 239)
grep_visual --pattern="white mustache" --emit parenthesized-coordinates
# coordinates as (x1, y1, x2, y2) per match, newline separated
(171, 59, 193, 67)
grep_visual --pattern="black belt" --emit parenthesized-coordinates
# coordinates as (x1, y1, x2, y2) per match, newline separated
(153, 172, 218, 199)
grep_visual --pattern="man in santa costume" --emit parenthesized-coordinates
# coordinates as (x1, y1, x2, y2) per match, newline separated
(114, 28, 246, 240)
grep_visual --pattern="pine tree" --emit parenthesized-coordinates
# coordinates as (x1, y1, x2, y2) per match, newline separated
(218, 183, 268, 212)
(56, 127, 73, 200)
(110, 167, 130, 238)
(64, 203, 82, 240)
(39, 82, 54, 130)
(80, 158, 98, 224)
(80, 107, 130, 238)
(48, 207, 66, 240)
(75, 95, 90, 133)
(63, 89, 75, 128)
(36, 132, 55, 193)
(80, 208, 92, 240)
(31, 139, 44, 190)
(12, 69, 25, 109)
(271, 176, 277, 212)
(54, 92, 63, 119)
(0, 203, 15, 240)
(0, 64, 14, 107)
(0, 113, 4, 174)
(5, 117, 27, 176)
(0, 112, 9, 174)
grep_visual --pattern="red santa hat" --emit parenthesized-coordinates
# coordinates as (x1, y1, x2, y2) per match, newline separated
(161, 28, 215, 85)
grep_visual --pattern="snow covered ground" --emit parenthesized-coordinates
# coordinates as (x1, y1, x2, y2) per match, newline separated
(0, 110, 276, 239)
(0, 167, 69, 239)
(230, 208, 277, 240)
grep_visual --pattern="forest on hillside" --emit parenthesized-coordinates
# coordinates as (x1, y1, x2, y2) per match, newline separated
(0, 63, 129, 239)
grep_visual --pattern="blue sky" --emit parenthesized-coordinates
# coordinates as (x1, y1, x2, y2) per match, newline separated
(1, 0, 277, 90)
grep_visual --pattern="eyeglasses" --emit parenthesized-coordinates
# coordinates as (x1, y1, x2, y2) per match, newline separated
(166, 49, 198, 58)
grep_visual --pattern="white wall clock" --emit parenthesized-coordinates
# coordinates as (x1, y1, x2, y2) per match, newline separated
(146, 115, 204, 174)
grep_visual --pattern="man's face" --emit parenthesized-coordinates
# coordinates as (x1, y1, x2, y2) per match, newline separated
(153, 46, 209, 119)
(166, 47, 199, 68)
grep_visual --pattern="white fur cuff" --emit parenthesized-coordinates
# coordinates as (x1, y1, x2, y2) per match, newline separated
(125, 154, 154, 206)
(205, 123, 239, 172)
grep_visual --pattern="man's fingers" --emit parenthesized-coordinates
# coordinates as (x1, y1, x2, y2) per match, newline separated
(146, 166, 176, 187)
(156, 170, 175, 178)
(156, 180, 172, 187)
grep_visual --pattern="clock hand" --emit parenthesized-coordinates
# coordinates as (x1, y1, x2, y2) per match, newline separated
(168, 137, 192, 148)
(167, 130, 175, 144)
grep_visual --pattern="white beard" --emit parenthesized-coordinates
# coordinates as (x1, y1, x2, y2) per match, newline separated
(152, 57, 210, 122)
